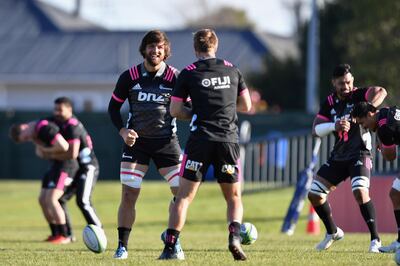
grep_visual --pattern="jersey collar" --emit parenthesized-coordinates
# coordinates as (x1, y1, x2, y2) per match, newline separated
(140, 61, 167, 78)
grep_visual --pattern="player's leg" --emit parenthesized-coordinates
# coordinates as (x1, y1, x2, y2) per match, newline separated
(308, 160, 344, 251)
(114, 161, 148, 259)
(75, 165, 102, 227)
(215, 142, 246, 261)
(380, 178, 400, 252)
(154, 136, 184, 258)
(350, 156, 380, 252)
(38, 187, 57, 240)
(159, 177, 201, 260)
(159, 138, 206, 260)
(59, 184, 76, 241)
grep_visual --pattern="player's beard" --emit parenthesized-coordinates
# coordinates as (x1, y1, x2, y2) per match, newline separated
(145, 53, 163, 67)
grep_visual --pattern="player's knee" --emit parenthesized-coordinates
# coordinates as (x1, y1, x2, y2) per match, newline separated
(120, 168, 144, 188)
(309, 180, 329, 201)
(352, 188, 369, 204)
(389, 187, 400, 205)
(163, 168, 180, 188)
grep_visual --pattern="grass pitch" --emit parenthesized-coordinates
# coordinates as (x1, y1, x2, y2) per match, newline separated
(0, 180, 396, 265)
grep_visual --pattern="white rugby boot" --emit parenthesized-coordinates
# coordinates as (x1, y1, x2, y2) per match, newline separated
(315, 227, 344, 251)
(369, 239, 382, 253)
(113, 246, 128, 259)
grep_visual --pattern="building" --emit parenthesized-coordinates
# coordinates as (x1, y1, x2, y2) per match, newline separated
(0, 0, 297, 112)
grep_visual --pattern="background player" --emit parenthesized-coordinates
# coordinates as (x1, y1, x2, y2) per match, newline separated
(40, 97, 103, 239)
(308, 64, 387, 252)
(352, 102, 400, 253)
(9, 119, 78, 243)
(108, 30, 184, 260)
(159, 28, 252, 260)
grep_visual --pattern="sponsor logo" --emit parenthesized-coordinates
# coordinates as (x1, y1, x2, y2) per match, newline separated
(159, 84, 173, 91)
(201, 76, 231, 89)
(395, 109, 400, 121)
(48, 181, 56, 188)
(221, 164, 236, 175)
(185, 160, 202, 172)
(355, 160, 363, 166)
(330, 109, 336, 115)
(137, 91, 164, 102)
(122, 153, 133, 159)
(132, 83, 142, 90)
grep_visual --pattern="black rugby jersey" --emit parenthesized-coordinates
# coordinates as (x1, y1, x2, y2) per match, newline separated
(35, 119, 60, 146)
(376, 106, 400, 146)
(57, 116, 98, 167)
(111, 62, 179, 138)
(172, 58, 248, 143)
(317, 87, 372, 161)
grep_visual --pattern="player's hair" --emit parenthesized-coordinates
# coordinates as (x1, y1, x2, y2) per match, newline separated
(351, 101, 377, 118)
(9, 124, 22, 143)
(332, 63, 352, 78)
(139, 30, 171, 60)
(193, 29, 218, 53)
(54, 96, 74, 109)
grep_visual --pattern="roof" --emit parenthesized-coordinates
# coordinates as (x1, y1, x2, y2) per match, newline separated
(0, 0, 270, 83)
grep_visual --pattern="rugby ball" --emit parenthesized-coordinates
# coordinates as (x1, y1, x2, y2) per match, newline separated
(240, 222, 258, 245)
(82, 224, 107, 253)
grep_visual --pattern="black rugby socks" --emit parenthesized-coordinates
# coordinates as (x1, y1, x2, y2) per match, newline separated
(118, 227, 132, 249)
(359, 200, 379, 241)
(314, 201, 337, 234)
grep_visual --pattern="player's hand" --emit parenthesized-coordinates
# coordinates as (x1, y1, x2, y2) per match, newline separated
(119, 128, 138, 147)
(335, 119, 351, 132)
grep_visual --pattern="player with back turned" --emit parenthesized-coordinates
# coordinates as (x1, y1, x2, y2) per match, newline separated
(308, 64, 387, 252)
(159, 28, 252, 261)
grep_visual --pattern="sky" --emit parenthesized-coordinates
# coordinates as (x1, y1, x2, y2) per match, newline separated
(40, 0, 313, 37)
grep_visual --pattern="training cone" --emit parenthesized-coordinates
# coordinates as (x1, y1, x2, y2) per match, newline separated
(306, 205, 320, 235)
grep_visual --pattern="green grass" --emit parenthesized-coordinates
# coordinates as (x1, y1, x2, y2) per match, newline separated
(0, 180, 396, 265)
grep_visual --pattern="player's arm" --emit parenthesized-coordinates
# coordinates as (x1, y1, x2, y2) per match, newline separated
(170, 70, 192, 120)
(365, 86, 387, 107)
(170, 97, 192, 120)
(377, 127, 397, 161)
(34, 133, 69, 153)
(236, 70, 252, 113)
(237, 88, 252, 113)
(47, 139, 80, 160)
(108, 71, 138, 146)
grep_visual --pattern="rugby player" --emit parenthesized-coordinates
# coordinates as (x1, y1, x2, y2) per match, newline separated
(41, 97, 103, 240)
(9, 119, 78, 244)
(108, 30, 184, 260)
(352, 102, 400, 253)
(159, 28, 252, 260)
(308, 64, 387, 252)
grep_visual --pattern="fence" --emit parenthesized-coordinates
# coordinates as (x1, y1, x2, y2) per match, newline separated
(240, 128, 399, 191)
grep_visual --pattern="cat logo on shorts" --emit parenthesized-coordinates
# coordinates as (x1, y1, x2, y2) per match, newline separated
(221, 164, 236, 175)
(185, 160, 202, 172)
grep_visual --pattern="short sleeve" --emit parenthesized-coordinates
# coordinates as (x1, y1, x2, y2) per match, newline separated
(237, 68, 248, 96)
(111, 70, 132, 103)
(172, 70, 190, 101)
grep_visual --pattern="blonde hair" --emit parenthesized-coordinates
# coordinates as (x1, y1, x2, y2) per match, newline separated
(193, 29, 218, 53)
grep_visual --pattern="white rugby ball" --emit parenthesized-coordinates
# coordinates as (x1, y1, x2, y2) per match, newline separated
(82, 224, 107, 253)
(240, 222, 258, 245)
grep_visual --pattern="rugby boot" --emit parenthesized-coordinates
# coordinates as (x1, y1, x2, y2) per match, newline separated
(315, 227, 344, 251)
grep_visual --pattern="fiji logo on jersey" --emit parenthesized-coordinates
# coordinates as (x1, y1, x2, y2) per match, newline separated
(137, 91, 166, 103)
(201, 76, 231, 89)
(221, 164, 236, 175)
(185, 160, 203, 172)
